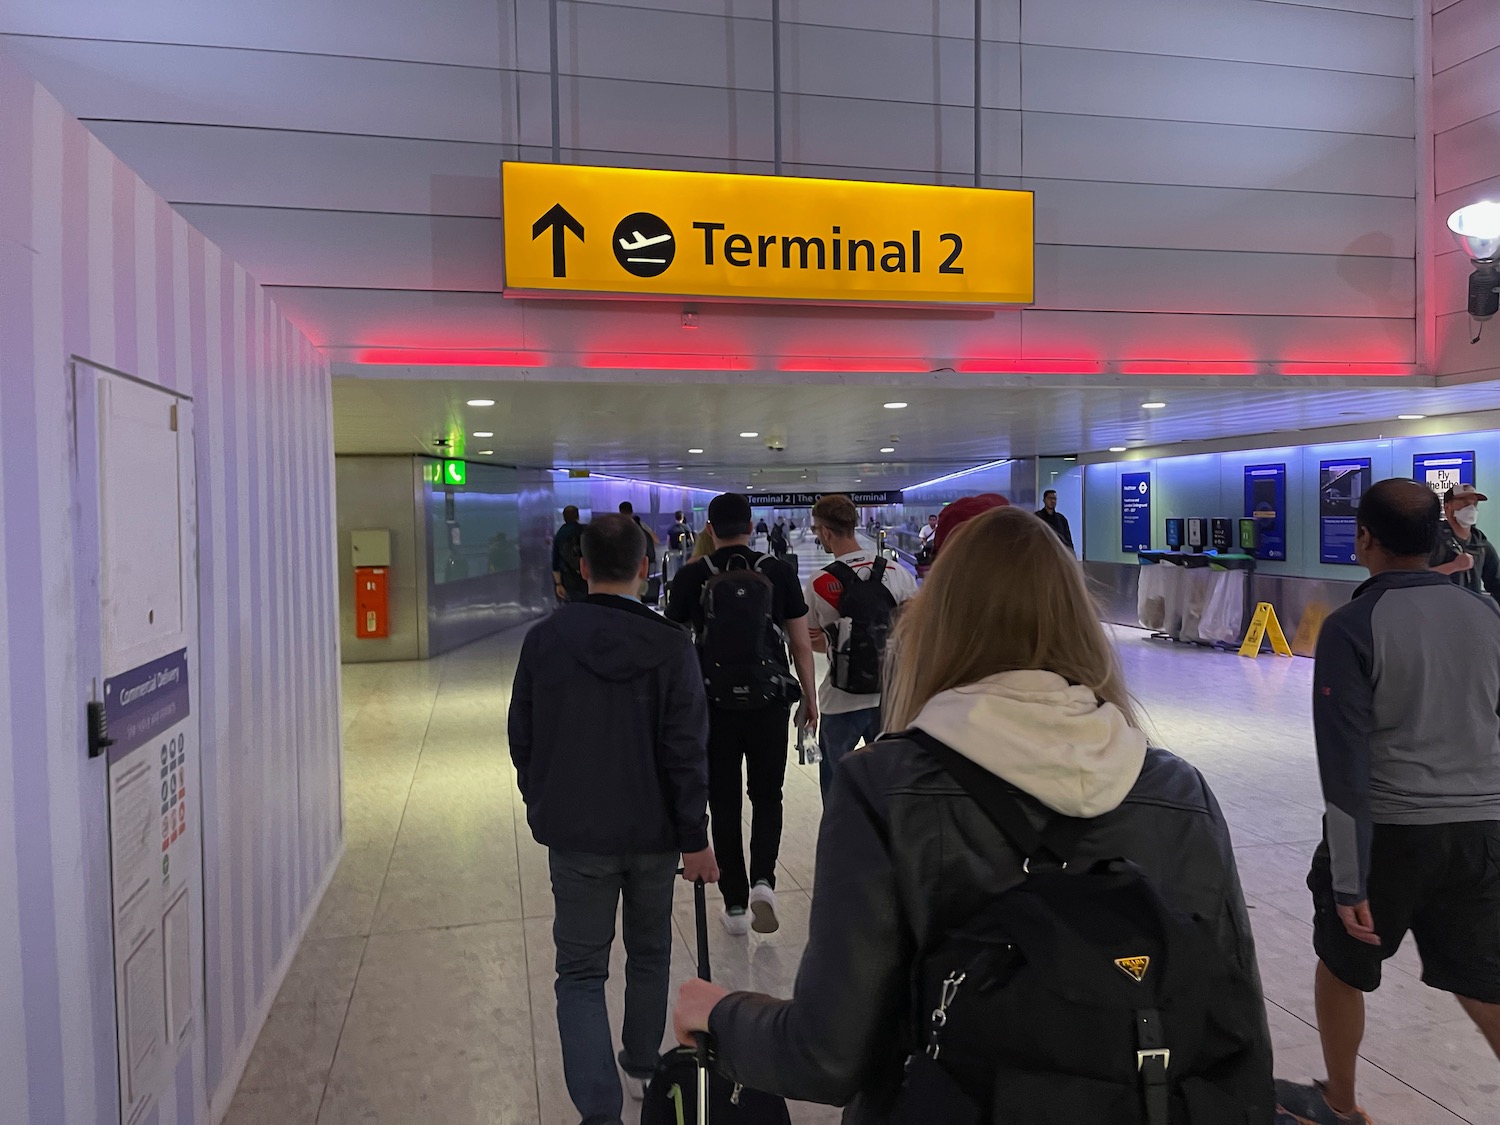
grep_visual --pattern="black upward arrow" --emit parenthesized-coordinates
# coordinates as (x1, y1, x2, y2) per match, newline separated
(532, 204, 585, 278)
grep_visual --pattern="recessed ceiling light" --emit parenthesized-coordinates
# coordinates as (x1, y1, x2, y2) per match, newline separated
(1109, 446, 1128, 453)
(466, 398, 495, 407)
(1141, 401, 1167, 410)
(478, 449, 493, 455)
(472, 431, 494, 438)
(675, 465, 684, 470)
(739, 431, 759, 438)
(883, 402, 908, 410)
(855, 478, 863, 483)
(1397, 413, 1425, 420)
(688, 447, 704, 454)
(1064, 456, 1077, 461)
(880, 446, 896, 453)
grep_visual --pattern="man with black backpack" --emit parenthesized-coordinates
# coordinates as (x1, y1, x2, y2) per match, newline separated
(552, 505, 587, 603)
(806, 494, 917, 796)
(667, 493, 818, 937)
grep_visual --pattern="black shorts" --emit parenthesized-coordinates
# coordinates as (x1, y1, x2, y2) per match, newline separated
(1307, 820, 1500, 1003)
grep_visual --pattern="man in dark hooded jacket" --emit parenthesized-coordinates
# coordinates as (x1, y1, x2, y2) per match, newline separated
(509, 513, 718, 1124)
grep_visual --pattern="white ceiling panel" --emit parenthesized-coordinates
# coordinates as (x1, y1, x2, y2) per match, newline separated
(1023, 46, 1414, 137)
(540, 75, 774, 159)
(1025, 0, 1412, 76)
(176, 206, 506, 291)
(513, 296, 1024, 359)
(1020, 310, 1416, 364)
(1035, 246, 1413, 319)
(1436, 311, 1500, 380)
(0, 0, 516, 68)
(781, 26, 1018, 109)
(1433, 0, 1500, 73)
(1433, 246, 1479, 317)
(86, 123, 508, 215)
(781, 97, 1011, 175)
(779, 0, 1019, 41)
(1256, 0, 1414, 18)
(1, 35, 515, 141)
(552, 4, 771, 89)
(1432, 44, 1500, 135)
(1022, 113, 1415, 196)
(1032, 180, 1415, 258)
(1435, 108, 1500, 196)
(265, 287, 527, 349)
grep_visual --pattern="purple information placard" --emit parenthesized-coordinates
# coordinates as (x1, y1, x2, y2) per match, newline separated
(104, 648, 190, 760)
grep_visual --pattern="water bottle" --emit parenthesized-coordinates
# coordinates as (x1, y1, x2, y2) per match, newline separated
(798, 724, 822, 765)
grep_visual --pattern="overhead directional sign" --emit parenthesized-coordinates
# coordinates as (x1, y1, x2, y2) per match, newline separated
(502, 163, 1033, 306)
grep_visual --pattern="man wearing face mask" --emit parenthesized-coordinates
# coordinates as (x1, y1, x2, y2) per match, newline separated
(1431, 483, 1500, 604)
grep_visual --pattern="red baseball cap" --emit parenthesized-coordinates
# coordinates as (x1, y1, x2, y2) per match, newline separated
(932, 493, 1010, 556)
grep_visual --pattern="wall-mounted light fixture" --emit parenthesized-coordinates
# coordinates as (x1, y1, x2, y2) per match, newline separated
(1448, 201, 1500, 333)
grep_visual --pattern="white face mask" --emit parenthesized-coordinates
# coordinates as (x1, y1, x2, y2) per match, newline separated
(1456, 506, 1481, 528)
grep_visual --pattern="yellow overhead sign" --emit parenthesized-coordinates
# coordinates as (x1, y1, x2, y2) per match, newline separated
(501, 163, 1033, 306)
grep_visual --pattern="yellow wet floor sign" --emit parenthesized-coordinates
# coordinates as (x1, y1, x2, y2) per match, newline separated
(1239, 602, 1293, 658)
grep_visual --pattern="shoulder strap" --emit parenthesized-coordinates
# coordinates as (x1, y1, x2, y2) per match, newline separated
(903, 728, 1091, 867)
(825, 560, 859, 587)
(870, 557, 888, 582)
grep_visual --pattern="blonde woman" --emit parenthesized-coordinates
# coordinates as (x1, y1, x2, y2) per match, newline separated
(687, 524, 716, 562)
(673, 507, 1274, 1123)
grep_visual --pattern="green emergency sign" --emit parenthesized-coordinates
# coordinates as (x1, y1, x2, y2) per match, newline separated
(442, 460, 467, 487)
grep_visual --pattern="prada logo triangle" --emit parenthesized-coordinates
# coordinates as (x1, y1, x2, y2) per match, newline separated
(1114, 955, 1151, 983)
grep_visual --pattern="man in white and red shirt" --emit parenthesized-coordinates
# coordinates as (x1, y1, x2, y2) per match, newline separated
(804, 494, 919, 796)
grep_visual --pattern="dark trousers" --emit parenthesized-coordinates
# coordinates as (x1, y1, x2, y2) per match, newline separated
(549, 850, 679, 1125)
(707, 705, 791, 909)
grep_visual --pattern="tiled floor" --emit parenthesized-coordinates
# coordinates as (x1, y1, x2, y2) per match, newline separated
(224, 619, 1500, 1125)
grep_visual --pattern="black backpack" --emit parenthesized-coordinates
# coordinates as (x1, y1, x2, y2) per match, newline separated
(824, 559, 898, 696)
(899, 731, 1272, 1125)
(695, 553, 799, 711)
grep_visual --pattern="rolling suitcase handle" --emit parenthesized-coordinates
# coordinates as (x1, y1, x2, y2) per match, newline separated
(694, 878, 712, 1121)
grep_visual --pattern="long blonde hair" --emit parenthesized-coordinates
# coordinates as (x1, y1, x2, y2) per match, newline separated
(883, 506, 1137, 731)
(688, 525, 717, 562)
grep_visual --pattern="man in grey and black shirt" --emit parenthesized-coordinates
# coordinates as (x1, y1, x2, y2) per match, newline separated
(1277, 479, 1500, 1125)
(1430, 482, 1500, 605)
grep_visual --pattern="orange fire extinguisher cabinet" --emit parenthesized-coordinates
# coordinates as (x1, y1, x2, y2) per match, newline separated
(355, 566, 389, 638)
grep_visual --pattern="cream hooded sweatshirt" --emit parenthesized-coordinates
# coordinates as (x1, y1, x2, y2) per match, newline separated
(912, 669, 1147, 819)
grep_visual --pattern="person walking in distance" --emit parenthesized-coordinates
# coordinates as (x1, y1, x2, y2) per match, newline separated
(619, 501, 659, 600)
(552, 505, 587, 603)
(667, 493, 818, 936)
(1035, 489, 1075, 553)
(509, 514, 718, 1125)
(1430, 483, 1500, 604)
(805, 494, 917, 796)
(1277, 479, 1500, 1125)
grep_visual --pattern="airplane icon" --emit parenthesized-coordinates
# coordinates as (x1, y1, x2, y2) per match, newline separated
(619, 231, 673, 251)
(618, 230, 673, 263)
(612, 212, 677, 277)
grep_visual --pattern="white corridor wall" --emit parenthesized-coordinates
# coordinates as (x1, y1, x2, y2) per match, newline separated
(0, 48, 343, 1125)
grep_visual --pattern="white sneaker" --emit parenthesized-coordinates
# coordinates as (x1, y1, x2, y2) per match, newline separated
(749, 882, 779, 934)
(624, 1073, 648, 1101)
(721, 907, 750, 936)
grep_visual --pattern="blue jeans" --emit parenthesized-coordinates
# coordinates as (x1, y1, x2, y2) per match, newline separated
(818, 706, 883, 796)
(549, 850, 679, 1125)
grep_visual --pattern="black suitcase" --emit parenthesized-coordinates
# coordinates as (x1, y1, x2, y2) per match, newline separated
(643, 575, 662, 606)
(639, 882, 791, 1125)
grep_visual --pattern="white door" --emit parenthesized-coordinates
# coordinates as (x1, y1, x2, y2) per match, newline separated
(84, 363, 205, 1125)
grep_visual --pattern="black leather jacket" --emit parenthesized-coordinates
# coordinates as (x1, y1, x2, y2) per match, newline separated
(708, 734, 1274, 1123)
